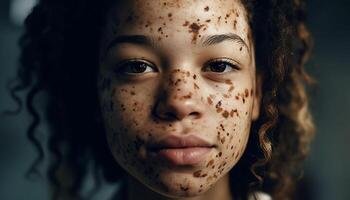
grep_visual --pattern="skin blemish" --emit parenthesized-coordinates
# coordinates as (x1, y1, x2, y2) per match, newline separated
(205, 19, 211, 23)
(207, 97, 213, 105)
(204, 6, 209, 11)
(224, 79, 233, 85)
(193, 170, 202, 177)
(206, 159, 214, 167)
(130, 91, 136, 95)
(193, 74, 197, 79)
(194, 83, 200, 90)
(222, 110, 229, 118)
(234, 20, 237, 30)
(168, 13, 172, 17)
(183, 21, 190, 26)
(180, 185, 189, 191)
(215, 101, 223, 113)
(239, 46, 242, 51)
(228, 85, 234, 92)
(245, 89, 249, 97)
(189, 22, 205, 43)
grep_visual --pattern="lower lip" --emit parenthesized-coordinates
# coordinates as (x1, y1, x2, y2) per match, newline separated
(150, 147, 212, 165)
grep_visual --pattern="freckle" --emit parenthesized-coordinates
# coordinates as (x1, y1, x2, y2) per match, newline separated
(158, 37, 162, 41)
(197, 18, 200, 22)
(165, 35, 168, 38)
(226, 132, 229, 136)
(193, 170, 202, 177)
(245, 89, 249, 97)
(217, 16, 221, 22)
(205, 19, 211, 23)
(183, 21, 189, 26)
(234, 20, 237, 29)
(186, 71, 190, 77)
(206, 159, 214, 167)
(168, 13, 172, 17)
(235, 95, 239, 100)
(207, 97, 213, 105)
(224, 79, 232, 85)
(243, 98, 246, 104)
(218, 152, 222, 157)
(158, 27, 162, 32)
(222, 110, 229, 118)
(194, 83, 200, 90)
(130, 91, 136, 95)
(220, 137, 225, 144)
(225, 20, 227, 23)
(239, 46, 242, 51)
(230, 145, 234, 149)
(228, 86, 234, 92)
(204, 6, 209, 11)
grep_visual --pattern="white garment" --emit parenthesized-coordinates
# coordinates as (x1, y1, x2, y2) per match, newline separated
(248, 191, 272, 200)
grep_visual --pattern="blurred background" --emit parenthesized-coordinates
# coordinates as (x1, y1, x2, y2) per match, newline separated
(0, 0, 349, 199)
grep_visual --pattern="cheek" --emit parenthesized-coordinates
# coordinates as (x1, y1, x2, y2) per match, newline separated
(199, 84, 254, 180)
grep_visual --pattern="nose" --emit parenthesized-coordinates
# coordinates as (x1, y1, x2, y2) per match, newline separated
(153, 69, 204, 121)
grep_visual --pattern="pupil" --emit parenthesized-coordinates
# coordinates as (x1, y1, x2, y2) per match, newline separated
(211, 62, 226, 72)
(131, 62, 147, 73)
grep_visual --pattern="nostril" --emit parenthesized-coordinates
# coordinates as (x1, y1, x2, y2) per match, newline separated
(189, 111, 201, 119)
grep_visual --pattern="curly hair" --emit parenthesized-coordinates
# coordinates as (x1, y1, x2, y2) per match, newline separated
(12, 0, 315, 199)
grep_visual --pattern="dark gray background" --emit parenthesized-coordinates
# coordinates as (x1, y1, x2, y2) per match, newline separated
(1, 0, 349, 199)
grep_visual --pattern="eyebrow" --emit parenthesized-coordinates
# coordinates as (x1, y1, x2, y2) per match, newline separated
(106, 35, 156, 52)
(200, 33, 250, 52)
(106, 33, 249, 52)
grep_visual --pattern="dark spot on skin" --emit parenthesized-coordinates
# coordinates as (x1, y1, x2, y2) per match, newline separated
(239, 46, 242, 51)
(205, 19, 211, 23)
(183, 92, 192, 99)
(225, 79, 233, 85)
(222, 110, 229, 118)
(130, 91, 136, 95)
(218, 152, 222, 157)
(158, 27, 162, 32)
(215, 101, 223, 113)
(183, 21, 190, 26)
(207, 97, 213, 105)
(245, 89, 249, 97)
(193, 170, 202, 177)
(234, 20, 237, 29)
(235, 95, 239, 100)
(193, 74, 197, 79)
(189, 23, 205, 43)
(228, 86, 234, 92)
(217, 16, 221, 23)
(180, 185, 189, 191)
(220, 124, 225, 131)
(168, 13, 172, 17)
(194, 83, 200, 90)
(220, 137, 225, 144)
(204, 6, 209, 11)
(197, 18, 200, 22)
(206, 159, 214, 167)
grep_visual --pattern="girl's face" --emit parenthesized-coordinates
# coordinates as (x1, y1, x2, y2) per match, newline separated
(98, 0, 260, 197)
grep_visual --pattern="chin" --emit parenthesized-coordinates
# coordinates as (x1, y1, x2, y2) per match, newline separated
(144, 171, 210, 198)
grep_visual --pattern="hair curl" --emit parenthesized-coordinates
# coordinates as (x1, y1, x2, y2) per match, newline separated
(12, 0, 315, 199)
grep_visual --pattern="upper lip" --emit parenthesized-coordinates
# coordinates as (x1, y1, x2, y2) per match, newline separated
(148, 134, 215, 151)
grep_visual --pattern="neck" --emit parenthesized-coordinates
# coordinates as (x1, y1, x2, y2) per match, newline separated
(126, 174, 233, 200)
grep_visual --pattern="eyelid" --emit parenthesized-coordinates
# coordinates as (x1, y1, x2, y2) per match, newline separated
(115, 58, 158, 74)
(202, 57, 241, 71)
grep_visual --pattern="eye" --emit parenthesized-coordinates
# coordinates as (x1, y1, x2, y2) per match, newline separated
(115, 59, 158, 75)
(202, 58, 240, 73)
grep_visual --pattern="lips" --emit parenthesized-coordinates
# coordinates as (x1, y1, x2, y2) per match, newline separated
(148, 135, 215, 165)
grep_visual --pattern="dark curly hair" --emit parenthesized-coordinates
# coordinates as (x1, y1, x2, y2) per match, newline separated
(12, 0, 315, 199)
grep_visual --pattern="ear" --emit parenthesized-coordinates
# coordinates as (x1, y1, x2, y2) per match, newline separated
(252, 74, 262, 121)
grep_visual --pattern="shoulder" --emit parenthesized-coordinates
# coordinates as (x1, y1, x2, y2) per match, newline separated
(248, 191, 272, 200)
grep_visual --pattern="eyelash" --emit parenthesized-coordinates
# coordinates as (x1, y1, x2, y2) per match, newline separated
(202, 58, 240, 73)
(114, 58, 240, 75)
(114, 59, 158, 75)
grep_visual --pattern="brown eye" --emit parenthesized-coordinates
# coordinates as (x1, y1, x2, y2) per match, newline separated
(115, 60, 157, 74)
(203, 59, 239, 73)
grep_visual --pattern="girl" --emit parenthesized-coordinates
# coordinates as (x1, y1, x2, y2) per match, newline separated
(15, 0, 315, 199)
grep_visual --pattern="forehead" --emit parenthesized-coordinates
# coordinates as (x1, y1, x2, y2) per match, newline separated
(105, 0, 250, 42)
